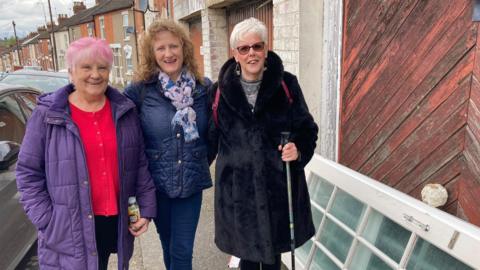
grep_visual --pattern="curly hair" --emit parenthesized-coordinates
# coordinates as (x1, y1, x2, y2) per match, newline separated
(134, 19, 203, 84)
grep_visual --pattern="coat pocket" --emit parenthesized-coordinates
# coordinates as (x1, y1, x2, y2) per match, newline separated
(44, 204, 76, 256)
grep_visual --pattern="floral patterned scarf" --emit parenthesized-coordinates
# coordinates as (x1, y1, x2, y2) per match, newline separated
(158, 69, 199, 142)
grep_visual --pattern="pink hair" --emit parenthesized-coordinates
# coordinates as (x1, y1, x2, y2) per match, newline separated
(66, 37, 113, 70)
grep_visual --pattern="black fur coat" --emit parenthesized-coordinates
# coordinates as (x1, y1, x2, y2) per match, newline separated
(208, 51, 318, 264)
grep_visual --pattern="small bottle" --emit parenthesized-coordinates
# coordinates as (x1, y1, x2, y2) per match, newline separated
(128, 196, 141, 223)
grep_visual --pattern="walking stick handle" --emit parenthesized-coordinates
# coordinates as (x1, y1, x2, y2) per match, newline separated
(280, 131, 291, 146)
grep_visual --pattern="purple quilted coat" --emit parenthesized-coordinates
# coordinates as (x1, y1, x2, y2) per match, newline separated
(16, 84, 156, 270)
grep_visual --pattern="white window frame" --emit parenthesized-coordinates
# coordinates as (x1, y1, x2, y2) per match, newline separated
(282, 155, 480, 269)
(122, 11, 130, 41)
(87, 23, 94, 37)
(99, 16, 105, 40)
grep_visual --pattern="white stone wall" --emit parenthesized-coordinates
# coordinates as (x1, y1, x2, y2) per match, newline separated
(173, 0, 205, 20)
(273, 0, 300, 76)
(201, 7, 229, 81)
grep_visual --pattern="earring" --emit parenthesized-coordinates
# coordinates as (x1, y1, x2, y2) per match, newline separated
(235, 62, 241, 76)
(264, 59, 268, 71)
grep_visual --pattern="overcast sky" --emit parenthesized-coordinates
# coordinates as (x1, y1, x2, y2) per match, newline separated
(0, 0, 97, 39)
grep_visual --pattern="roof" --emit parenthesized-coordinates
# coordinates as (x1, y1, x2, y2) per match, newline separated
(22, 34, 40, 46)
(93, 0, 134, 15)
(51, 0, 133, 32)
(38, 31, 50, 40)
(9, 69, 69, 78)
(0, 82, 41, 93)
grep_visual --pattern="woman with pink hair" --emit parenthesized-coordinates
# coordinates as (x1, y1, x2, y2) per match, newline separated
(16, 37, 157, 270)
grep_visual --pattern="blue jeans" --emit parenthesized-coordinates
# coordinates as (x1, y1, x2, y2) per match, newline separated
(153, 191, 202, 270)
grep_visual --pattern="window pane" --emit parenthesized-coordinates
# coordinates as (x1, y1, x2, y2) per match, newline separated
(0, 94, 26, 143)
(297, 239, 312, 264)
(362, 210, 410, 263)
(329, 189, 366, 230)
(319, 218, 353, 262)
(310, 247, 340, 270)
(308, 174, 334, 208)
(406, 238, 474, 270)
(312, 206, 323, 231)
(349, 243, 393, 270)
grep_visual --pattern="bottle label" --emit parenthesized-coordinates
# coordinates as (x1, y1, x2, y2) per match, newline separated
(128, 205, 140, 223)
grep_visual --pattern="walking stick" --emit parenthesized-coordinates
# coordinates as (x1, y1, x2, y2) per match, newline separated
(281, 131, 296, 270)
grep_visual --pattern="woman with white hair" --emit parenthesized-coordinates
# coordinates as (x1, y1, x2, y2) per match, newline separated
(208, 17, 318, 270)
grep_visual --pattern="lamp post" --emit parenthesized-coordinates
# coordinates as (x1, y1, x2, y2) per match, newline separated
(12, 20, 23, 66)
(47, 0, 58, 71)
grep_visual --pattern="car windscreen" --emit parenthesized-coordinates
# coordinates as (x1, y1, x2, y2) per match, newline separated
(1, 74, 69, 93)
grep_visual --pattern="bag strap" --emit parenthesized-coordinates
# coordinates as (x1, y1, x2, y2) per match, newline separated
(212, 80, 293, 127)
(281, 80, 293, 104)
(213, 86, 221, 128)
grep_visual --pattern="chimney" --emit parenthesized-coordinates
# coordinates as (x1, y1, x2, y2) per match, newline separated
(37, 26, 47, 33)
(73, 2, 87, 14)
(46, 22, 56, 31)
(57, 14, 68, 26)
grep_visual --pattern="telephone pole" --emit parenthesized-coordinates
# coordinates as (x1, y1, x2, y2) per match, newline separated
(12, 20, 23, 66)
(47, 0, 58, 71)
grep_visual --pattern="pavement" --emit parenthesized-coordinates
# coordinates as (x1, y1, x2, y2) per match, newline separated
(108, 169, 230, 270)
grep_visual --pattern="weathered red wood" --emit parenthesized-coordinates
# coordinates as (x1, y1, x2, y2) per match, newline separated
(439, 174, 463, 215)
(342, 0, 428, 113)
(464, 127, 480, 178)
(365, 87, 469, 180)
(409, 157, 463, 207)
(342, 0, 369, 60)
(343, 0, 413, 81)
(394, 131, 465, 194)
(353, 49, 473, 175)
(444, 200, 459, 217)
(341, 0, 480, 224)
(464, 75, 480, 178)
(458, 177, 480, 226)
(341, 2, 472, 160)
(374, 79, 470, 182)
(341, 0, 461, 124)
(346, 43, 474, 172)
(342, 8, 475, 166)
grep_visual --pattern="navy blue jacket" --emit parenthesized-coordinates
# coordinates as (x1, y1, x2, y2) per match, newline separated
(124, 75, 212, 198)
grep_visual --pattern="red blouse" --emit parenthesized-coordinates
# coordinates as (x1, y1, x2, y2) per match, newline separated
(70, 99, 119, 216)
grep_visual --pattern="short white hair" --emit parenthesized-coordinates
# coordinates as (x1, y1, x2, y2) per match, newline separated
(229, 17, 268, 49)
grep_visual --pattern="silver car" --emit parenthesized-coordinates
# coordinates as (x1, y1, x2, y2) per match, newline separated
(0, 70, 69, 93)
(0, 83, 39, 270)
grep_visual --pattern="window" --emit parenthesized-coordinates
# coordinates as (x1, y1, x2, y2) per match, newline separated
(87, 23, 94, 37)
(122, 12, 129, 40)
(286, 156, 479, 270)
(99, 16, 105, 39)
(0, 94, 26, 144)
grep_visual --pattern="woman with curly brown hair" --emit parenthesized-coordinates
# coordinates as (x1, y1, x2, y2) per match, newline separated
(124, 19, 212, 270)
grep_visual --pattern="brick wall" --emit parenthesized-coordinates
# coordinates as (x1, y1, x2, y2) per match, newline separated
(201, 7, 229, 80)
(273, 0, 299, 76)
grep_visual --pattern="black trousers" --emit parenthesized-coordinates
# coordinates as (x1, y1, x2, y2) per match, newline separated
(95, 215, 118, 270)
(240, 255, 281, 270)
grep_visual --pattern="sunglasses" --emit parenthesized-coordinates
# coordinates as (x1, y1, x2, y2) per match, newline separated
(236, 42, 265, 55)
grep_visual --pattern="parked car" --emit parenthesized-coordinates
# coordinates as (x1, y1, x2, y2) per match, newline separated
(0, 83, 40, 270)
(22, 66, 42, 71)
(0, 70, 69, 93)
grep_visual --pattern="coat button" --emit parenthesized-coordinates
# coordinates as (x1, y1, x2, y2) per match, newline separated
(83, 181, 88, 185)
(92, 252, 97, 256)
(176, 133, 181, 138)
(178, 160, 182, 164)
(88, 214, 93, 219)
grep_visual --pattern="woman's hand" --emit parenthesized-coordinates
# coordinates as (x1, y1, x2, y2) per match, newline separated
(128, 217, 150, 237)
(278, 142, 299, 161)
